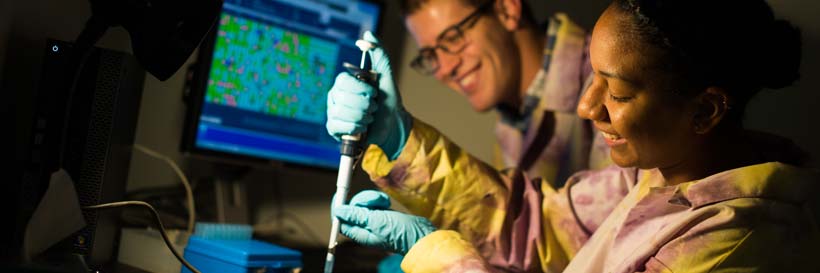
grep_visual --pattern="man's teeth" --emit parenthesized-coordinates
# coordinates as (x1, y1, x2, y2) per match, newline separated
(601, 131, 621, 140)
(459, 73, 475, 87)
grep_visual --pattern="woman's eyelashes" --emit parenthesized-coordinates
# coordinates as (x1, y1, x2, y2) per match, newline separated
(609, 93, 634, 102)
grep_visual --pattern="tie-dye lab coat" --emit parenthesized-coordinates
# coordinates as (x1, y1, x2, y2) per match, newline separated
(361, 121, 820, 273)
(492, 14, 611, 186)
(363, 12, 614, 272)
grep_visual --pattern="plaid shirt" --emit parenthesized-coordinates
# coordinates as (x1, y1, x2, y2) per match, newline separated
(493, 14, 610, 187)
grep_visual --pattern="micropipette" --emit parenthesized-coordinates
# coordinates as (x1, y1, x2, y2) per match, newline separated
(323, 38, 378, 273)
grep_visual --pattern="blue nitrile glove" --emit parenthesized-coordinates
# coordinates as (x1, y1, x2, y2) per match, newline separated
(330, 190, 390, 222)
(330, 190, 392, 227)
(334, 191, 435, 255)
(348, 190, 391, 209)
(326, 31, 412, 160)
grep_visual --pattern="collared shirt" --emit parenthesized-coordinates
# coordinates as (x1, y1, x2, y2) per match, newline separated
(496, 16, 562, 132)
(493, 14, 610, 187)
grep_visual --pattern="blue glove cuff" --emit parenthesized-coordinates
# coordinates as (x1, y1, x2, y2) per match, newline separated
(383, 110, 413, 161)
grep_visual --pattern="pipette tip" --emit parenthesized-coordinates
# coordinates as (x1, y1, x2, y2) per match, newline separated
(355, 40, 377, 52)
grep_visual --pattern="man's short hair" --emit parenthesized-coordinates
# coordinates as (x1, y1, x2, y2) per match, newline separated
(399, 0, 537, 25)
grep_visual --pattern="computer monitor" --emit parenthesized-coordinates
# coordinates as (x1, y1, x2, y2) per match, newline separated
(181, 0, 382, 169)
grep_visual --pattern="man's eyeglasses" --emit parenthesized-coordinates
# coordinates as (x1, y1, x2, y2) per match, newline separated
(409, 1, 494, 75)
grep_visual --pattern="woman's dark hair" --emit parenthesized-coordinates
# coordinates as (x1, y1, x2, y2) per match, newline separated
(613, 0, 802, 121)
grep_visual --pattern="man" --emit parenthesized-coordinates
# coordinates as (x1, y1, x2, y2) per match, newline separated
(326, 0, 612, 271)
(329, 0, 609, 191)
(399, 0, 610, 183)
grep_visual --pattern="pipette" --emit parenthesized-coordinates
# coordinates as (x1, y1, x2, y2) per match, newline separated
(323, 38, 378, 273)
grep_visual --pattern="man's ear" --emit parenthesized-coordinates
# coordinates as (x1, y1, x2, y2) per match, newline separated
(495, 0, 524, 31)
(691, 87, 731, 134)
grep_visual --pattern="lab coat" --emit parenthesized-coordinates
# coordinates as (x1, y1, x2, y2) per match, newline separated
(362, 120, 820, 273)
(362, 13, 612, 271)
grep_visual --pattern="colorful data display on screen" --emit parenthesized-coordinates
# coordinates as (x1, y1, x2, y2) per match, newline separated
(207, 14, 339, 123)
(192, 0, 380, 168)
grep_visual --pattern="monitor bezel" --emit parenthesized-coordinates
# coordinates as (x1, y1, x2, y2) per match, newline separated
(180, 0, 384, 169)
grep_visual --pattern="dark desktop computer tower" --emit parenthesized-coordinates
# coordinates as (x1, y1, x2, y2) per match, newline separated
(8, 39, 145, 270)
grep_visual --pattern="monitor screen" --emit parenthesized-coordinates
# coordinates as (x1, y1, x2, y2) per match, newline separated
(182, 0, 381, 168)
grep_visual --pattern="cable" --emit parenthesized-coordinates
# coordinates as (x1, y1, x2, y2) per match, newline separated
(82, 201, 201, 273)
(133, 144, 196, 234)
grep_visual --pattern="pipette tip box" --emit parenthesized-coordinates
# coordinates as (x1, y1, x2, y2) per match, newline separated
(181, 236, 302, 273)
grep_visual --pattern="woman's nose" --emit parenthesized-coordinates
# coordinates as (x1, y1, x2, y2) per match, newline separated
(577, 82, 608, 121)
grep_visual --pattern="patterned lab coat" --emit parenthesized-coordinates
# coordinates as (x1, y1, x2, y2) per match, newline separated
(362, 12, 616, 272)
(362, 120, 820, 273)
(491, 14, 611, 186)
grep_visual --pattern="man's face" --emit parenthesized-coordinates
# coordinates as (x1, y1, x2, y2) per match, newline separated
(405, 0, 521, 112)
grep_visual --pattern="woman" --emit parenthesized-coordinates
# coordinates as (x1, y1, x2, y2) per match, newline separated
(329, 0, 818, 272)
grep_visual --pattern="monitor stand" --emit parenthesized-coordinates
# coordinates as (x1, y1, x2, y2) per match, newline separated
(214, 179, 248, 224)
(210, 164, 251, 224)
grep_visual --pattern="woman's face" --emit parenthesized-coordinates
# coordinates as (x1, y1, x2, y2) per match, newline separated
(577, 5, 699, 169)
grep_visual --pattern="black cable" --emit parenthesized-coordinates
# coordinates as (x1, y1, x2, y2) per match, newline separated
(565, 178, 593, 237)
(82, 201, 201, 273)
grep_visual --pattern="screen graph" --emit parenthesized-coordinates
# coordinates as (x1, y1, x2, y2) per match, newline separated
(185, 0, 381, 168)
